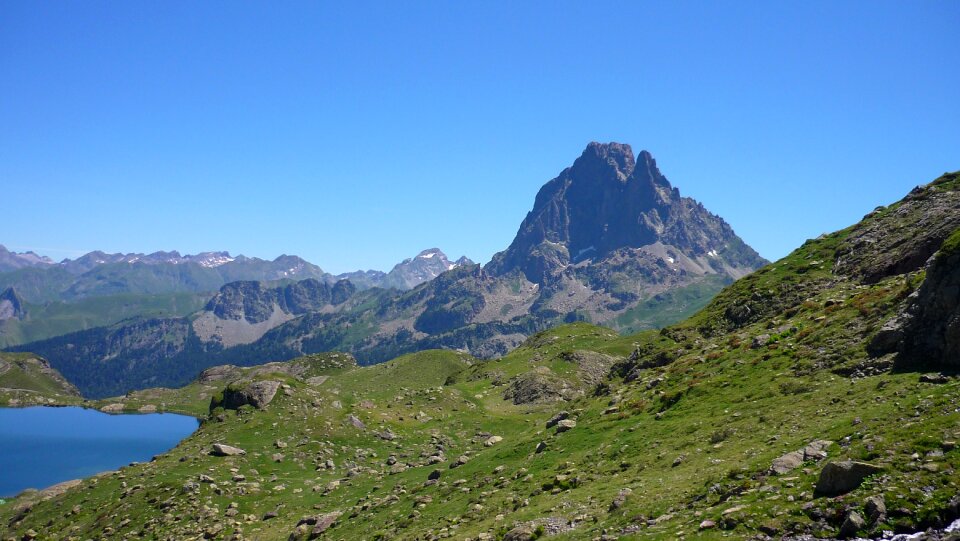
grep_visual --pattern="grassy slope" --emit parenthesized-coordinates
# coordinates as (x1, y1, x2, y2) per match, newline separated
(2, 175, 960, 540)
(0, 352, 82, 407)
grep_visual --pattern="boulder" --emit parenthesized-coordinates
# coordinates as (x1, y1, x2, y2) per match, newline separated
(545, 411, 570, 428)
(484, 435, 503, 447)
(815, 461, 883, 496)
(771, 451, 804, 474)
(211, 443, 246, 457)
(215, 380, 281, 410)
(803, 440, 833, 460)
(289, 511, 342, 540)
(864, 495, 886, 523)
(838, 510, 866, 538)
(555, 419, 577, 433)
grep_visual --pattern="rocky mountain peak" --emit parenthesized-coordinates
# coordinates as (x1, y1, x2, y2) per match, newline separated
(575, 142, 637, 181)
(487, 142, 764, 283)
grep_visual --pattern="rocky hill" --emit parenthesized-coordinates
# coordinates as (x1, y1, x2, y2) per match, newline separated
(3, 170, 959, 540)
(10, 143, 767, 397)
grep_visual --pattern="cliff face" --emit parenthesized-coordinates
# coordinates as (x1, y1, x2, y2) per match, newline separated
(0, 287, 26, 321)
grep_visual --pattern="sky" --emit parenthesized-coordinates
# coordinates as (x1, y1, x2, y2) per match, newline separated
(2, 1, 958, 274)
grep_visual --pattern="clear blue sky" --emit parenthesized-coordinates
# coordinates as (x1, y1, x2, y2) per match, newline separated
(3, 1, 958, 273)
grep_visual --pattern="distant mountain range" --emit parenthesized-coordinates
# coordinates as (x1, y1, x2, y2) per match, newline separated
(0, 246, 471, 348)
(10, 142, 768, 397)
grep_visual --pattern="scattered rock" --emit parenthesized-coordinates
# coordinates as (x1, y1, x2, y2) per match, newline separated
(815, 460, 883, 496)
(211, 443, 246, 457)
(555, 419, 576, 433)
(609, 488, 632, 510)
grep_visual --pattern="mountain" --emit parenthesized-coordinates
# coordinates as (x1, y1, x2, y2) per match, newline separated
(5, 172, 960, 540)
(333, 248, 474, 290)
(0, 245, 54, 273)
(12, 143, 767, 397)
(487, 143, 762, 281)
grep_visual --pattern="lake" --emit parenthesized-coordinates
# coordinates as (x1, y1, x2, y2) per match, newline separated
(0, 406, 198, 497)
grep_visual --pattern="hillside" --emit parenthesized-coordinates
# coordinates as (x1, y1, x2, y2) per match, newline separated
(13, 143, 766, 398)
(0, 352, 81, 407)
(3, 172, 958, 540)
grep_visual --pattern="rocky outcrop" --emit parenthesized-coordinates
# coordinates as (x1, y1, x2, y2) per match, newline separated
(835, 173, 960, 283)
(0, 287, 26, 321)
(205, 279, 354, 324)
(212, 380, 281, 410)
(896, 229, 960, 369)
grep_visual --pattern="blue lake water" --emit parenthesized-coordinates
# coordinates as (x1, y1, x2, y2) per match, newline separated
(0, 406, 198, 497)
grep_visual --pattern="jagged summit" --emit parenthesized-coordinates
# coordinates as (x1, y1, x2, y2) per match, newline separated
(488, 142, 764, 283)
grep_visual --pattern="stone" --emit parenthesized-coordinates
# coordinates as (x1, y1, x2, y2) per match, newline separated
(347, 415, 366, 429)
(815, 461, 883, 496)
(535, 441, 548, 453)
(864, 495, 886, 523)
(484, 436, 503, 447)
(428, 469, 442, 481)
(211, 443, 246, 457)
(545, 411, 570, 428)
(838, 510, 866, 538)
(803, 440, 833, 460)
(699, 520, 716, 530)
(771, 451, 804, 474)
(555, 419, 577, 433)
